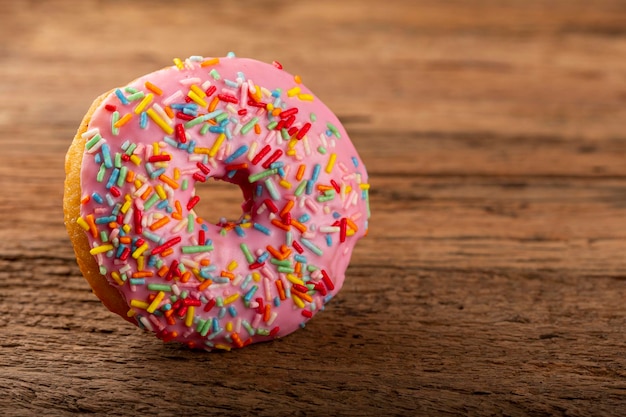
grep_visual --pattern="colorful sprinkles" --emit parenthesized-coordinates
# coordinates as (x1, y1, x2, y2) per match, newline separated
(78, 55, 370, 351)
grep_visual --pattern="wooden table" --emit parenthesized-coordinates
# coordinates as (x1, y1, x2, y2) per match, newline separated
(2, 0, 626, 415)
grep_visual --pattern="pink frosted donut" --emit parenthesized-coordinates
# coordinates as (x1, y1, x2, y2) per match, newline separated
(65, 54, 370, 350)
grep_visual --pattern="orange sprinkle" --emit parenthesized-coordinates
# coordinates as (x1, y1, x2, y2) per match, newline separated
(208, 96, 219, 112)
(180, 271, 191, 283)
(254, 124, 261, 134)
(263, 304, 271, 322)
(201, 57, 220, 67)
(200, 258, 211, 266)
(198, 279, 213, 291)
(164, 105, 174, 119)
(159, 174, 179, 189)
(220, 271, 235, 280)
(296, 164, 306, 181)
(346, 217, 359, 232)
(295, 262, 302, 274)
(86, 214, 98, 238)
(125, 170, 135, 183)
(317, 184, 333, 191)
(266, 245, 284, 260)
(113, 113, 132, 128)
(132, 271, 154, 278)
(280, 200, 294, 217)
(161, 247, 174, 257)
(145, 81, 163, 95)
(80, 195, 90, 205)
(271, 218, 291, 232)
(291, 220, 307, 233)
(120, 236, 132, 245)
(149, 216, 170, 231)
(276, 280, 286, 300)
(272, 108, 282, 117)
(291, 289, 312, 303)
(141, 186, 153, 200)
(157, 266, 169, 277)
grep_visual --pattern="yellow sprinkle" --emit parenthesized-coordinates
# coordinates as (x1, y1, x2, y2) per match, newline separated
(130, 155, 142, 166)
(133, 93, 153, 114)
(201, 57, 220, 67)
(345, 185, 352, 194)
(76, 217, 90, 231)
(146, 291, 165, 313)
(126, 309, 136, 318)
(279, 179, 292, 189)
(145, 81, 163, 95)
(130, 299, 150, 310)
(146, 108, 174, 135)
(89, 244, 113, 255)
(347, 229, 356, 237)
(359, 183, 370, 190)
(325, 153, 337, 173)
(173, 57, 184, 69)
(137, 255, 145, 272)
(298, 93, 314, 101)
(292, 294, 305, 309)
(111, 272, 124, 286)
(132, 242, 149, 259)
(286, 149, 296, 156)
(224, 293, 240, 305)
(252, 272, 261, 282)
(225, 322, 233, 332)
(209, 133, 226, 157)
(294, 75, 302, 84)
(155, 184, 167, 200)
(287, 86, 300, 97)
(120, 199, 132, 214)
(185, 306, 195, 327)
(153, 142, 160, 156)
(173, 167, 181, 180)
(193, 147, 211, 155)
(227, 260, 238, 271)
(288, 138, 298, 149)
(190, 84, 206, 98)
(187, 90, 207, 107)
(286, 273, 305, 286)
(159, 174, 179, 189)
(214, 344, 231, 351)
(113, 113, 132, 128)
(122, 224, 131, 234)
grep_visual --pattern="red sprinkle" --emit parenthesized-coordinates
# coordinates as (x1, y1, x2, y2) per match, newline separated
(269, 326, 280, 336)
(321, 269, 335, 290)
(148, 154, 171, 163)
(196, 162, 211, 174)
(218, 93, 239, 104)
(110, 186, 121, 197)
(203, 298, 216, 312)
(274, 119, 286, 131)
(198, 229, 206, 245)
(151, 236, 182, 255)
(331, 179, 340, 193)
(314, 281, 327, 296)
(272, 61, 283, 69)
(175, 123, 187, 143)
(293, 284, 309, 293)
(251, 145, 271, 165)
(296, 122, 311, 139)
(292, 241, 304, 254)
(205, 85, 217, 96)
(279, 108, 298, 119)
(287, 126, 298, 137)
(134, 205, 143, 234)
(183, 298, 201, 307)
(105, 104, 117, 112)
(187, 195, 200, 210)
(262, 149, 283, 169)
(193, 172, 207, 182)
(120, 247, 131, 261)
(176, 112, 194, 121)
(301, 310, 313, 318)
(237, 109, 247, 116)
(247, 100, 267, 108)
(264, 199, 278, 213)
(284, 115, 296, 128)
(340, 218, 347, 243)
(249, 262, 265, 270)
(226, 163, 248, 172)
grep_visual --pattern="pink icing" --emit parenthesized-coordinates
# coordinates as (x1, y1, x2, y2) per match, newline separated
(78, 55, 370, 350)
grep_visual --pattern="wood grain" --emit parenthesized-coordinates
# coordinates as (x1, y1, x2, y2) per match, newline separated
(1, 0, 626, 415)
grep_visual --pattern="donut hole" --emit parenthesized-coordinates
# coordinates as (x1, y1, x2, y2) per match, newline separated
(193, 175, 254, 225)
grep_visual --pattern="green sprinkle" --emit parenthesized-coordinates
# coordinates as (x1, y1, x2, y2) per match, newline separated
(266, 121, 278, 130)
(256, 328, 270, 336)
(216, 296, 224, 307)
(143, 194, 160, 210)
(310, 113, 317, 122)
(294, 180, 307, 196)
(85, 134, 102, 150)
(210, 69, 221, 80)
(111, 112, 120, 136)
(327, 122, 341, 138)
(317, 195, 335, 203)
(240, 243, 255, 264)
(124, 86, 139, 94)
(281, 128, 290, 140)
(215, 112, 229, 123)
(181, 178, 189, 191)
(99, 231, 108, 243)
(265, 178, 280, 200)
(114, 152, 123, 169)
(99, 265, 107, 275)
(240, 117, 259, 135)
(125, 143, 137, 155)
(270, 259, 291, 267)
(187, 213, 194, 233)
(181, 245, 214, 254)
(277, 266, 295, 273)
(196, 318, 206, 333)
(200, 123, 210, 135)
(317, 146, 327, 155)
(126, 91, 145, 101)
(200, 319, 211, 337)
(147, 284, 172, 292)
(248, 168, 278, 183)
(117, 166, 127, 187)
(96, 164, 106, 182)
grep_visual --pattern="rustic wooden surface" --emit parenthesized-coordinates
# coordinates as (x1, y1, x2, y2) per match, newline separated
(2, 0, 626, 415)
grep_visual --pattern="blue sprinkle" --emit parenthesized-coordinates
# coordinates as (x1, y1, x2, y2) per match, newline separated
(156, 200, 169, 210)
(311, 164, 321, 181)
(243, 285, 258, 302)
(235, 225, 245, 237)
(294, 254, 307, 263)
(101, 144, 113, 168)
(298, 213, 310, 223)
(253, 223, 271, 235)
(305, 180, 314, 195)
(273, 296, 281, 307)
(150, 167, 166, 180)
(352, 156, 359, 167)
(187, 140, 196, 154)
(111, 203, 121, 216)
(325, 234, 333, 247)
(163, 136, 178, 147)
(225, 145, 249, 163)
(140, 111, 148, 129)
(105, 168, 120, 189)
(224, 79, 238, 88)
(257, 251, 270, 263)
(114, 89, 129, 105)
(237, 71, 246, 81)
(129, 278, 145, 286)
(226, 51, 236, 58)
(228, 305, 237, 317)
(269, 161, 284, 169)
(226, 169, 237, 179)
(256, 185, 263, 198)
(94, 153, 102, 164)
(333, 212, 341, 219)
(92, 193, 104, 204)
(115, 246, 126, 258)
(120, 140, 130, 151)
(272, 90, 281, 98)
(182, 107, 199, 116)
(209, 126, 225, 133)
(217, 308, 226, 320)
(225, 126, 233, 140)
(240, 275, 252, 290)
(95, 216, 116, 224)
(213, 277, 230, 284)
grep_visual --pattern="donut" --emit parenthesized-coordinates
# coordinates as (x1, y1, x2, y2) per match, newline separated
(63, 54, 370, 350)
